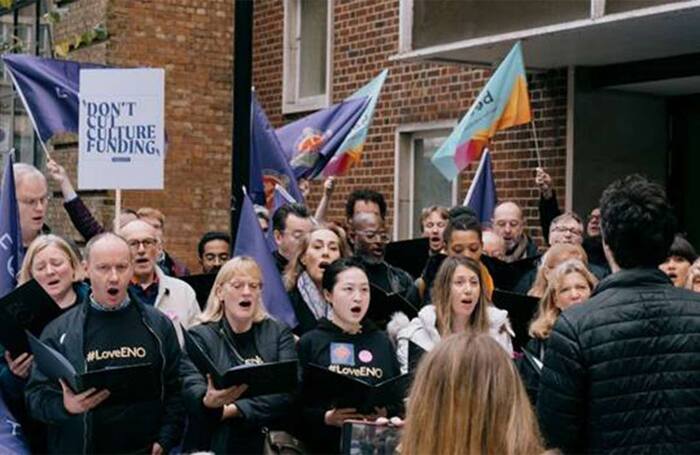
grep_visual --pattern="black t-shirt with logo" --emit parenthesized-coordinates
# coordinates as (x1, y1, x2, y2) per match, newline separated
(297, 318, 402, 453)
(84, 302, 160, 454)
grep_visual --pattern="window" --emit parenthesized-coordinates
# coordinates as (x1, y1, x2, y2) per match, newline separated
(283, 0, 332, 114)
(395, 125, 458, 240)
(0, 0, 51, 168)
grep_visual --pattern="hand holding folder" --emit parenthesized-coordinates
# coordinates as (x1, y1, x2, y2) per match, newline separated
(27, 332, 160, 406)
(183, 330, 298, 397)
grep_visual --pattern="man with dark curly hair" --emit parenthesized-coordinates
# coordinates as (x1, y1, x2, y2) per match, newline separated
(537, 175, 700, 454)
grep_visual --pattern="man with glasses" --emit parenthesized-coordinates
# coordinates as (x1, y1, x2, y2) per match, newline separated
(13, 163, 50, 252)
(271, 203, 313, 273)
(120, 220, 200, 343)
(350, 212, 420, 312)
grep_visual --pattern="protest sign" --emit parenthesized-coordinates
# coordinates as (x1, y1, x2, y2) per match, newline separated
(78, 68, 164, 190)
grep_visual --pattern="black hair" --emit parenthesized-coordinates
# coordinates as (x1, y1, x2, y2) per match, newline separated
(321, 256, 368, 293)
(447, 206, 477, 222)
(271, 203, 310, 233)
(668, 234, 698, 263)
(599, 174, 676, 269)
(197, 231, 231, 259)
(443, 215, 483, 245)
(345, 189, 387, 220)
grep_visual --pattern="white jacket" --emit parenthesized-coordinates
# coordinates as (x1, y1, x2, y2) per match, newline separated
(153, 267, 202, 345)
(387, 304, 514, 374)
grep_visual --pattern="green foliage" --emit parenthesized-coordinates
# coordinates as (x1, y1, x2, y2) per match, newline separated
(54, 23, 109, 58)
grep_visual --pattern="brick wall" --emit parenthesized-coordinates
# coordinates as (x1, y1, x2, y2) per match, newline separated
(47, 0, 566, 269)
(254, 0, 567, 248)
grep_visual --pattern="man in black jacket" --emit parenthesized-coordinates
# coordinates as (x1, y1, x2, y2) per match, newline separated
(25, 232, 184, 454)
(537, 175, 700, 453)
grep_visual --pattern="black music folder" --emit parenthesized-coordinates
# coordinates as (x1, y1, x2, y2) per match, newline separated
(385, 238, 429, 280)
(27, 332, 159, 405)
(183, 330, 298, 397)
(366, 283, 418, 329)
(0, 280, 63, 355)
(481, 255, 540, 292)
(491, 289, 540, 352)
(302, 364, 409, 414)
(180, 273, 216, 311)
(407, 340, 427, 373)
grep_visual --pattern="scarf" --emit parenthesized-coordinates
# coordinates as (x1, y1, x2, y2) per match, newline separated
(296, 271, 328, 321)
(504, 235, 530, 263)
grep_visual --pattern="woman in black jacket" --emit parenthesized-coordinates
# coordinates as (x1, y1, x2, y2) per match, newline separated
(297, 257, 402, 454)
(180, 256, 297, 454)
(518, 258, 596, 403)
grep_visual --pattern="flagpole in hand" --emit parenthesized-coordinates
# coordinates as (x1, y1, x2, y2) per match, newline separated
(530, 119, 542, 169)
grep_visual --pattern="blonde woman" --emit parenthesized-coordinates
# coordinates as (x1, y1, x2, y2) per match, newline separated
(389, 256, 513, 373)
(519, 259, 597, 402)
(283, 224, 349, 336)
(527, 243, 589, 298)
(401, 333, 544, 455)
(180, 256, 296, 454)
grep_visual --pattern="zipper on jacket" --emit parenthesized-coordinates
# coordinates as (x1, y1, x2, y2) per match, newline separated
(143, 314, 167, 402)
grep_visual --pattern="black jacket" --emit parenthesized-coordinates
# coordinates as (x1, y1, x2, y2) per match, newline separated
(180, 318, 297, 454)
(517, 337, 546, 405)
(25, 294, 184, 454)
(288, 287, 321, 337)
(536, 268, 700, 454)
(297, 318, 402, 454)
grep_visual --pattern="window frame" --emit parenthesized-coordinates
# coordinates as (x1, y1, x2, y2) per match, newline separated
(394, 121, 459, 241)
(282, 0, 333, 114)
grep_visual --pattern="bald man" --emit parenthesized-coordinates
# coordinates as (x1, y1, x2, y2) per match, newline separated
(492, 201, 538, 263)
(120, 220, 200, 342)
(25, 233, 184, 453)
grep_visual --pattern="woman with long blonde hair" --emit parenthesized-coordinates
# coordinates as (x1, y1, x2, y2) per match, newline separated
(401, 333, 544, 455)
(181, 256, 297, 453)
(527, 243, 588, 298)
(389, 256, 513, 373)
(519, 258, 597, 402)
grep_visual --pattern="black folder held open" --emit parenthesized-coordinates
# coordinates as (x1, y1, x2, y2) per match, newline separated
(302, 364, 409, 414)
(27, 332, 160, 406)
(0, 280, 63, 355)
(183, 329, 298, 397)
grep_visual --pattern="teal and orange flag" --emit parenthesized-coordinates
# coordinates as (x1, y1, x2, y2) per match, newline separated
(431, 42, 531, 181)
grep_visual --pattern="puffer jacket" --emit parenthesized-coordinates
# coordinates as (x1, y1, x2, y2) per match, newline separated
(387, 304, 514, 373)
(537, 268, 700, 454)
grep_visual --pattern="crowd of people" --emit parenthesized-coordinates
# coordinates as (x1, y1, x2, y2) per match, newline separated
(1, 157, 700, 454)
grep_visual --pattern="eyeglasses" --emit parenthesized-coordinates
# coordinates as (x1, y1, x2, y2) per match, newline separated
(126, 238, 159, 250)
(18, 195, 49, 207)
(551, 226, 583, 236)
(357, 230, 390, 242)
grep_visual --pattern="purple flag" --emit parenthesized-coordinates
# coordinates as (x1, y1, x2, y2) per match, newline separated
(250, 94, 304, 209)
(235, 193, 298, 328)
(2, 54, 102, 143)
(0, 153, 22, 298)
(462, 150, 497, 226)
(275, 97, 368, 179)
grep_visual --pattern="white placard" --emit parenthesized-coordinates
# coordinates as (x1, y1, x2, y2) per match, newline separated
(78, 68, 164, 190)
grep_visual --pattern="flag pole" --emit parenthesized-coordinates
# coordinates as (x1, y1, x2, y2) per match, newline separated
(6, 68, 53, 162)
(114, 189, 122, 234)
(530, 118, 542, 169)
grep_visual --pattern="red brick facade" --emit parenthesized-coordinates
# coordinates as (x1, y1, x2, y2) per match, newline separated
(46, 0, 566, 270)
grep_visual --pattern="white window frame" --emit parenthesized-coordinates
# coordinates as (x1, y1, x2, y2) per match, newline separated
(394, 121, 459, 241)
(282, 0, 333, 114)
